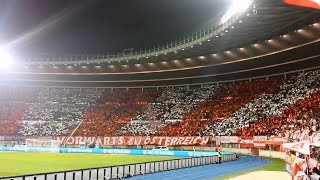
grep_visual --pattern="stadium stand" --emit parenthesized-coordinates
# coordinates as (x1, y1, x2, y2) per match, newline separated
(119, 85, 220, 136)
(73, 88, 161, 136)
(17, 88, 102, 136)
(0, 87, 36, 136)
(236, 91, 320, 138)
(159, 77, 284, 136)
(208, 69, 320, 137)
(0, 69, 319, 138)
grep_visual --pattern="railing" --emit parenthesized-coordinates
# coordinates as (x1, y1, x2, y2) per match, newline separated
(0, 154, 236, 180)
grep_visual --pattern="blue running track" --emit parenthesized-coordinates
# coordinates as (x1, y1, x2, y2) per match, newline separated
(128, 155, 270, 180)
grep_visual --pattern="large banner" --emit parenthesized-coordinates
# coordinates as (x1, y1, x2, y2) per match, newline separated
(253, 136, 268, 149)
(55, 136, 211, 146)
(240, 138, 254, 148)
(220, 136, 240, 144)
(282, 140, 310, 155)
(265, 136, 287, 145)
(0, 135, 289, 148)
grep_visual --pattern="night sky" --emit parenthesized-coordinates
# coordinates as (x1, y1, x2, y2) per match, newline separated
(0, 0, 231, 56)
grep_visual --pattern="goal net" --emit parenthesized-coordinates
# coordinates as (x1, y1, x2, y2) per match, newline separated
(26, 139, 60, 153)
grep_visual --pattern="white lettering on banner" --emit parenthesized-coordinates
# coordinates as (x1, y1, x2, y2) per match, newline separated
(104, 137, 111, 145)
(170, 137, 178, 146)
(182, 137, 192, 145)
(240, 139, 253, 144)
(253, 136, 267, 148)
(220, 136, 230, 143)
(165, 137, 171, 146)
(54, 136, 211, 146)
(119, 137, 124, 145)
(229, 136, 240, 143)
(253, 143, 266, 148)
(253, 136, 268, 141)
(199, 137, 209, 145)
(75, 136, 82, 144)
(177, 137, 184, 145)
(95, 138, 102, 145)
(269, 136, 286, 142)
(144, 137, 151, 144)
(216, 136, 221, 146)
(151, 137, 157, 144)
(192, 137, 201, 145)
(158, 137, 165, 145)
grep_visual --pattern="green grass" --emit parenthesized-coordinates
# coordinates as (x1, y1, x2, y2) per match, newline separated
(212, 158, 285, 180)
(0, 152, 178, 177)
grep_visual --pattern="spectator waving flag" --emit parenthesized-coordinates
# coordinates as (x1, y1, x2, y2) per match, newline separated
(283, 137, 310, 155)
(292, 158, 310, 180)
(282, 0, 320, 9)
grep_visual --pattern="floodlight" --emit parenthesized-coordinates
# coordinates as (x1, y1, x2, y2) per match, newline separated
(0, 47, 13, 70)
(220, 0, 253, 24)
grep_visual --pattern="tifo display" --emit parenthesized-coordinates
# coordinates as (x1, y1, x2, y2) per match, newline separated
(0, 70, 319, 142)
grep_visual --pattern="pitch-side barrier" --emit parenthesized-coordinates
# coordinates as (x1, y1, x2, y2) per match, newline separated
(0, 154, 237, 180)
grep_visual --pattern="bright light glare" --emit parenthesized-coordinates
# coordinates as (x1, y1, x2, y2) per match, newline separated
(220, 0, 252, 24)
(0, 48, 13, 70)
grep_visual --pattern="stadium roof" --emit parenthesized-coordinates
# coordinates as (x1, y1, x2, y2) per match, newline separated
(2, 0, 320, 65)
(1, 0, 230, 56)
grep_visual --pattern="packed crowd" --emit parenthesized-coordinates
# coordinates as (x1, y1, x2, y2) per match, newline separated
(0, 69, 319, 138)
(236, 92, 320, 138)
(0, 102, 29, 136)
(160, 78, 284, 136)
(203, 70, 320, 137)
(73, 88, 161, 136)
(119, 85, 220, 135)
(18, 88, 102, 136)
(0, 87, 36, 136)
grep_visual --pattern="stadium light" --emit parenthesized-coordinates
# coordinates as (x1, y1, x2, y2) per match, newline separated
(220, 0, 253, 24)
(0, 47, 13, 70)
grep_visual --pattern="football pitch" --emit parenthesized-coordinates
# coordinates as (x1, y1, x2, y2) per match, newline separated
(0, 152, 178, 178)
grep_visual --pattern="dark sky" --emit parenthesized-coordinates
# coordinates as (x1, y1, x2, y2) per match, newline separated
(0, 0, 230, 56)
